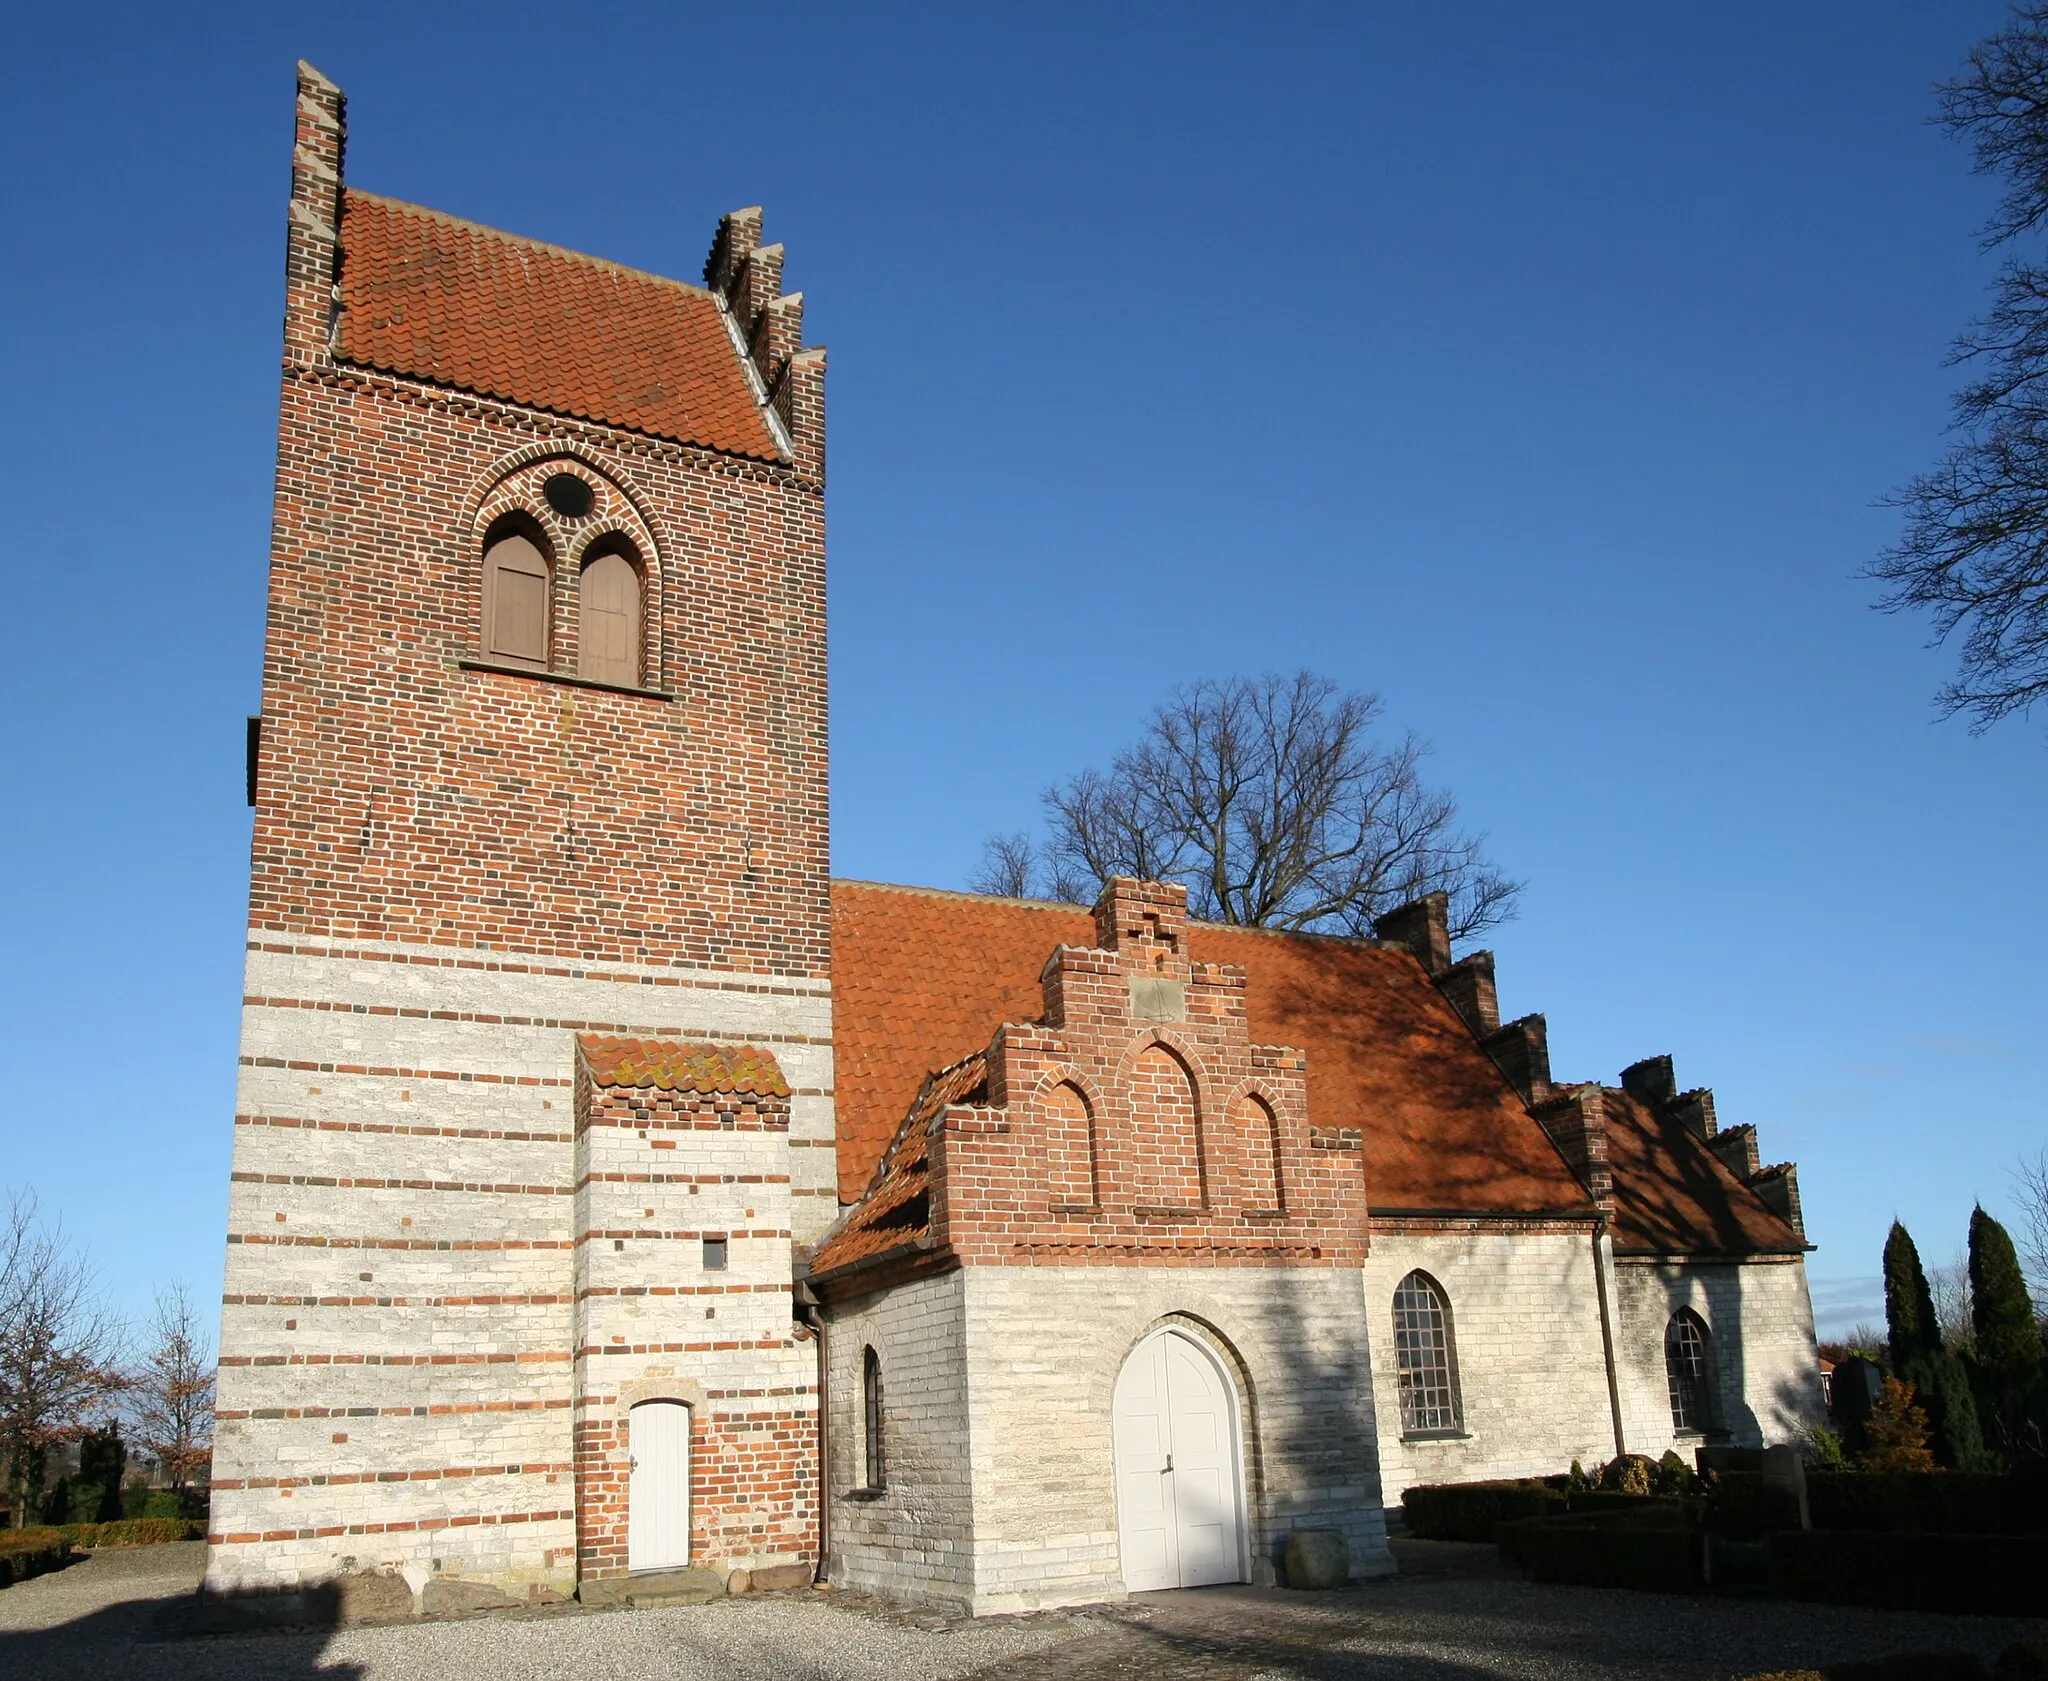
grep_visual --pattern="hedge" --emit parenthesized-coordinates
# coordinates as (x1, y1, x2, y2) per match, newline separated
(1806, 1472, 2047, 1536)
(58, 1517, 203, 1548)
(1402, 1480, 1566, 1541)
(1498, 1507, 1704, 1594)
(0, 1529, 77, 1588)
(1771, 1529, 2048, 1615)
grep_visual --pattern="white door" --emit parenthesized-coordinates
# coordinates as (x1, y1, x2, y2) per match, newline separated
(1112, 1330, 1245, 1591)
(628, 1400, 690, 1572)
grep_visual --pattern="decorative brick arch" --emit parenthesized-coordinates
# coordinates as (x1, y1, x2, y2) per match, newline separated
(1211, 1078, 1288, 1214)
(1112, 1030, 1212, 1210)
(1027, 1064, 1106, 1211)
(467, 446, 665, 687)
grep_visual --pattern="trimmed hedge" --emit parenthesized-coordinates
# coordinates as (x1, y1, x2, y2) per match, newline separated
(1771, 1529, 2048, 1615)
(1498, 1507, 1704, 1594)
(1807, 1471, 2047, 1536)
(1403, 1480, 1566, 1541)
(0, 1529, 77, 1588)
(59, 1517, 203, 1548)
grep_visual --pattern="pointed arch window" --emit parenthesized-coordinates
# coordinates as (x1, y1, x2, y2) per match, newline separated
(1665, 1310, 1716, 1434)
(578, 547, 643, 687)
(861, 1345, 886, 1492)
(1392, 1270, 1463, 1435)
(482, 530, 551, 668)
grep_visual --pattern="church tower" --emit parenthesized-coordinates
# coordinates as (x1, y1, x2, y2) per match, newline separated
(207, 64, 832, 1606)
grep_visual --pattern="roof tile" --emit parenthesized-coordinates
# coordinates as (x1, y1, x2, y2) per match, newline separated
(336, 191, 781, 459)
(578, 1036, 790, 1097)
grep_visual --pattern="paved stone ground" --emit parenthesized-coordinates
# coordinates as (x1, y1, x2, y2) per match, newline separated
(0, 1539, 2040, 1680)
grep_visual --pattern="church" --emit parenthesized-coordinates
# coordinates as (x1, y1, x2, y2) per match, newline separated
(205, 64, 1823, 1614)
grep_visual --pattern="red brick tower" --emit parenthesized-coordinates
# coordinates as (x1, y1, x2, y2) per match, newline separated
(207, 63, 832, 1606)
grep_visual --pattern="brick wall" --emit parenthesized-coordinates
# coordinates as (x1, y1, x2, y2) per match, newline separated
(932, 880, 1368, 1269)
(207, 64, 830, 1602)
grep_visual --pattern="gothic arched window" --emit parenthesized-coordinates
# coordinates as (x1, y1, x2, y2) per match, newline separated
(1392, 1270, 1462, 1434)
(578, 547, 642, 687)
(1665, 1310, 1715, 1434)
(482, 529, 551, 668)
(861, 1345, 886, 1492)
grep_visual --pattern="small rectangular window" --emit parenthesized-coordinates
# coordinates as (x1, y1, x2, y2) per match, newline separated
(702, 1237, 728, 1271)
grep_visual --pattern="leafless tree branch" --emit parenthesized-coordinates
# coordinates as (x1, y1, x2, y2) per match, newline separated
(0, 1190, 127, 1527)
(973, 672, 1522, 940)
(127, 1281, 214, 1494)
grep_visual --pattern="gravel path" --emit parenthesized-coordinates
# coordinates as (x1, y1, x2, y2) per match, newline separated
(0, 1539, 2040, 1680)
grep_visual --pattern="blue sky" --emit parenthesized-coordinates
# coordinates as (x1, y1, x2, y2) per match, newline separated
(0, 1, 2040, 1344)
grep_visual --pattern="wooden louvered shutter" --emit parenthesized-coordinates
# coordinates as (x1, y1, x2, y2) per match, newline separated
(484, 534, 550, 667)
(578, 551, 642, 687)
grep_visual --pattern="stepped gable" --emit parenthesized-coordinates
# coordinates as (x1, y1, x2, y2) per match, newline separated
(335, 190, 781, 458)
(1599, 1086, 1807, 1257)
(827, 879, 1593, 1216)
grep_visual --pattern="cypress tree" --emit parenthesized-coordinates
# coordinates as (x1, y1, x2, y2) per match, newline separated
(1968, 1205, 2045, 1455)
(1884, 1221, 1941, 1368)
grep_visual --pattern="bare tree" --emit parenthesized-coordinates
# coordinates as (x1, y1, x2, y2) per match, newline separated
(127, 1282, 214, 1495)
(973, 673, 1520, 939)
(0, 1191, 126, 1527)
(1930, 1249, 1976, 1351)
(1872, 6, 2048, 730)
(969, 832, 1039, 899)
(2012, 1146, 2048, 1311)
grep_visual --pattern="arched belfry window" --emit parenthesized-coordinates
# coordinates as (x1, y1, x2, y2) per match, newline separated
(578, 547, 642, 687)
(1665, 1310, 1716, 1434)
(861, 1345, 886, 1492)
(482, 530, 550, 668)
(1392, 1271, 1462, 1435)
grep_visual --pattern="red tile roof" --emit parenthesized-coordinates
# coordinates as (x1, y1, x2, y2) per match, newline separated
(335, 191, 781, 459)
(578, 1036, 789, 1097)
(1600, 1088, 1805, 1256)
(809, 1053, 985, 1277)
(827, 881, 1593, 1217)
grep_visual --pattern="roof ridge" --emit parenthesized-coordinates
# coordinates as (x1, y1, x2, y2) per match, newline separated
(830, 877, 1394, 948)
(345, 188, 718, 302)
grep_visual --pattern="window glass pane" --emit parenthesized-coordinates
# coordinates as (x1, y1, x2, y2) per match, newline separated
(1666, 1314, 1711, 1432)
(1393, 1272, 1460, 1433)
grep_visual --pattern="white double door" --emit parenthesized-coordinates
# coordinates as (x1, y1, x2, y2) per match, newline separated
(628, 1400, 691, 1572)
(1112, 1329, 1246, 1591)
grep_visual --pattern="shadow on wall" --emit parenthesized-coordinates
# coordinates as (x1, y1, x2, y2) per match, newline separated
(1256, 1280, 1385, 1584)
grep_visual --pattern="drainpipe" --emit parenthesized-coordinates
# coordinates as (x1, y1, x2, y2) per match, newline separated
(1592, 1218, 1627, 1458)
(797, 1282, 830, 1583)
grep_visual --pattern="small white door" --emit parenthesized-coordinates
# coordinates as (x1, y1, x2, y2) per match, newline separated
(628, 1400, 690, 1572)
(1112, 1330, 1245, 1591)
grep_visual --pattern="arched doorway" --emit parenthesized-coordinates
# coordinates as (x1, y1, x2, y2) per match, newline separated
(1112, 1327, 1247, 1591)
(628, 1399, 691, 1571)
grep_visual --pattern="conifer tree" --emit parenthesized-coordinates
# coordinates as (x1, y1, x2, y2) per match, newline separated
(1884, 1221, 1942, 1367)
(1968, 1204, 2045, 1455)
(1882, 1219, 1992, 1468)
(1860, 1376, 1938, 1473)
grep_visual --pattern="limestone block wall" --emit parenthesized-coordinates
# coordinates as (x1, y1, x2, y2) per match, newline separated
(1611, 1256, 1823, 1460)
(958, 1266, 1389, 1615)
(206, 942, 831, 1597)
(571, 1052, 815, 1581)
(823, 1271, 974, 1606)
(1362, 1231, 1617, 1500)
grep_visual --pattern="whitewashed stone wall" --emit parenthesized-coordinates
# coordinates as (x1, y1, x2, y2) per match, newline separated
(823, 1265, 1391, 1614)
(1363, 1232, 1618, 1500)
(824, 1272, 976, 1605)
(1611, 1256, 1823, 1461)
(206, 938, 832, 1599)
